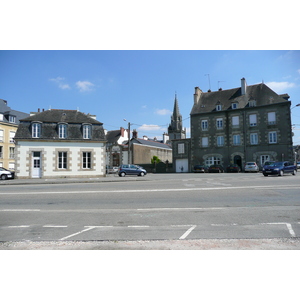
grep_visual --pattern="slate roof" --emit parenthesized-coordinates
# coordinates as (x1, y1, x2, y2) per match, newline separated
(15, 109, 106, 141)
(191, 83, 290, 115)
(106, 130, 122, 144)
(0, 99, 29, 124)
(131, 138, 172, 150)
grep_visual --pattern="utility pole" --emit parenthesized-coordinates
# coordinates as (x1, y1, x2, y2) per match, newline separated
(124, 119, 131, 164)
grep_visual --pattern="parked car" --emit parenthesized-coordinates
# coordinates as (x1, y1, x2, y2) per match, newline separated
(118, 164, 147, 177)
(244, 162, 259, 173)
(226, 164, 241, 173)
(106, 166, 119, 174)
(262, 161, 297, 176)
(208, 164, 224, 173)
(193, 165, 208, 173)
(297, 162, 300, 169)
(0, 167, 15, 180)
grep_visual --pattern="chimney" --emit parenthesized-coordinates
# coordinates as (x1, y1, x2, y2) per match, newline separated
(38, 108, 40, 112)
(194, 87, 203, 105)
(132, 129, 138, 139)
(241, 77, 247, 95)
(163, 132, 169, 144)
(143, 135, 148, 140)
(120, 127, 125, 137)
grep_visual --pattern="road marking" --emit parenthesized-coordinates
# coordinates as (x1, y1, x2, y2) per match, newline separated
(60, 226, 95, 241)
(137, 207, 224, 212)
(179, 225, 196, 240)
(128, 225, 150, 228)
(0, 209, 40, 212)
(8, 225, 30, 228)
(260, 222, 296, 237)
(2, 184, 300, 196)
(43, 225, 68, 228)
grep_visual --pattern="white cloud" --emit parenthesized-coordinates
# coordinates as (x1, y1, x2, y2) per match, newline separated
(155, 108, 172, 115)
(297, 69, 300, 75)
(265, 81, 295, 93)
(49, 77, 71, 90)
(138, 124, 166, 132)
(76, 81, 94, 92)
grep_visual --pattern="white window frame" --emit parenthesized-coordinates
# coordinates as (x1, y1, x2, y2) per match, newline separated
(201, 120, 208, 131)
(269, 131, 277, 144)
(205, 156, 221, 166)
(216, 104, 222, 111)
(10, 131, 15, 143)
(249, 114, 257, 127)
(0, 130, 3, 142)
(202, 137, 208, 147)
(216, 118, 223, 129)
(231, 103, 238, 109)
(233, 134, 241, 145)
(217, 136, 224, 147)
(83, 124, 92, 139)
(58, 124, 67, 139)
(250, 133, 258, 145)
(82, 152, 92, 169)
(178, 143, 185, 154)
(58, 152, 67, 169)
(232, 116, 239, 127)
(32, 123, 41, 138)
(261, 155, 270, 166)
(268, 112, 276, 125)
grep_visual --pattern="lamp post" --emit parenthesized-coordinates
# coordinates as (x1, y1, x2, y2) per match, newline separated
(291, 103, 300, 109)
(124, 119, 131, 164)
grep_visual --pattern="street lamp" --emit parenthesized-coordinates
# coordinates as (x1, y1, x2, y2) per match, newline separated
(123, 119, 131, 164)
(291, 103, 300, 109)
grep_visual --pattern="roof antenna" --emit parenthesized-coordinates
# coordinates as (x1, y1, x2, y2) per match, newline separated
(205, 74, 211, 91)
(218, 81, 225, 89)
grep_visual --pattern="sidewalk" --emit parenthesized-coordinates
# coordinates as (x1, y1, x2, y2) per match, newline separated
(0, 174, 149, 185)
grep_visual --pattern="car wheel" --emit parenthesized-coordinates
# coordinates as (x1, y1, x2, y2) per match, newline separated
(279, 170, 284, 176)
(1, 174, 7, 180)
(263, 174, 268, 177)
(139, 172, 145, 177)
(119, 172, 126, 177)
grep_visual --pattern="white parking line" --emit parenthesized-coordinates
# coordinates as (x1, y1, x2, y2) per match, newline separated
(0, 209, 40, 212)
(260, 222, 296, 237)
(8, 225, 30, 228)
(179, 225, 196, 240)
(60, 226, 95, 241)
(43, 225, 68, 228)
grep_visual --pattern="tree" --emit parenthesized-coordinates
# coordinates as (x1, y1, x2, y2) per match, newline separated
(151, 155, 161, 165)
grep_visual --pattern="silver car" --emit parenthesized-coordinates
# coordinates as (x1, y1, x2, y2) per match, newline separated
(244, 162, 259, 173)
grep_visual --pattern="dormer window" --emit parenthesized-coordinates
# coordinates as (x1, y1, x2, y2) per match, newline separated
(32, 123, 41, 138)
(216, 104, 222, 111)
(249, 100, 256, 107)
(231, 103, 238, 109)
(9, 115, 16, 123)
(58, 123, 67, 139)
(83, 124, 92, 139)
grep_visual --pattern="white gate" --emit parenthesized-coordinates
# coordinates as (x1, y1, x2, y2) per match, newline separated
(32, 152, 41, 178)
(176, 159, 189, 173)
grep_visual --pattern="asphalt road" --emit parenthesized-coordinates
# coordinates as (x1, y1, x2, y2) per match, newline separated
(1, 172, 300, 249)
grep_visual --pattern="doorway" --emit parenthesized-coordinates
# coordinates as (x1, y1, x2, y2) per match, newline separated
(32, 151, 42, 178)
(234, 155, 242, 170)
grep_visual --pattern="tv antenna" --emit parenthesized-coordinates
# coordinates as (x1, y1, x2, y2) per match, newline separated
(205, 74, 211, 91)
(218, 81, 225, 89)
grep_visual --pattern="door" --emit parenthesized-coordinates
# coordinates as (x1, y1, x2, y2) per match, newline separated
(234, 155, 242, 170)
(32, 152, 41, 178)
(176, 159, 189, 173)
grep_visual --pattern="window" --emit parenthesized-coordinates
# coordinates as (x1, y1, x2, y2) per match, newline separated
(249, 114, 257, 126)
(205, 156, 221, 166)
(216, 118, 223, 129)
(82, 152, 91, 169)
(83, 124, 91, 139)
(217, 136, 224, 146)
(178, 143, 185, 154)
(0, 113, 3, 121)
(0, 130, 3, 142)
(216, 104, 222, 111)
(58, 124, 67, 139)
(249, 100, 256, 107)
(58, 152, 67, 169)
(9, 147, 15, 159)
(10, 131, 15, 143)
(232, 116, 239, 127)
(261, 155, 270, 166)
(9, 162, 15, 170)
(231, 103, 238, 109)
(202, 137, 208, 147)
(269, 131, 277, 144)
(32, 123, 41, 138)
(201, 120, 208, 130)
(9, 115, 16, 123)
(250, 133, 258, 145)
(233, 134, 241, 145)
(268, 112, 276, 125)
(0, 146, 2, 158)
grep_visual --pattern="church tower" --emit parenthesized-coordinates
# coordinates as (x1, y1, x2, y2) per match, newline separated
(168, 94, 186, 140)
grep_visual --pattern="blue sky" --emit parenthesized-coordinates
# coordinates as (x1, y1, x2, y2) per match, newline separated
(1, 50, 300, 144)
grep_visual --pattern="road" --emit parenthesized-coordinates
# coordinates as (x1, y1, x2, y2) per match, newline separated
(1, 172, 300, 249)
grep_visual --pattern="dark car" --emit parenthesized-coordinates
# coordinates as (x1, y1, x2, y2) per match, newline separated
(226, 164, 241, 173)
(193, 165, 208, 173)
(208, 164, 224, 173)
(118, 164, 147, 177)
(262, 161, 297, 176)
(0, 167, 15, 180)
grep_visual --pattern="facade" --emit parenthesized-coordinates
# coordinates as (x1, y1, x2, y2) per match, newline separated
(106, 127, 129, 167)
(190, 78, 294, 171)
(0, 99, 29, 170)
(14, 109, 106, 179)
(168, 94, 186, 141)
